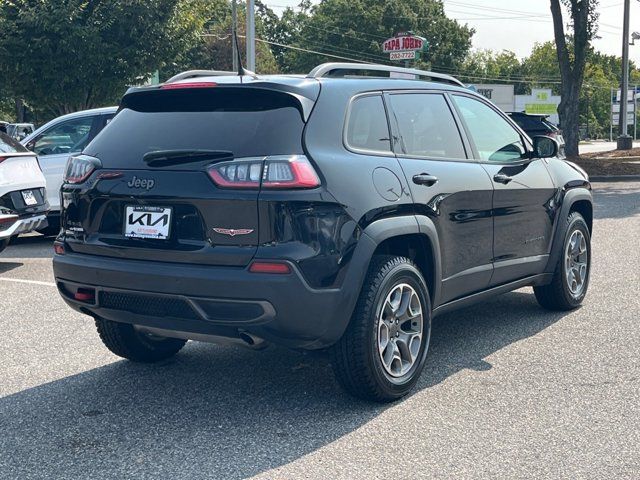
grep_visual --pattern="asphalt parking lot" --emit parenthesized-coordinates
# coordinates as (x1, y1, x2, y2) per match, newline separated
(0, 181, 638, 479)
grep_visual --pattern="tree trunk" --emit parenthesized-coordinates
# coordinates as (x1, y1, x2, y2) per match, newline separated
(549, 0, 593, 159)
(558, 85, 581, 158)
(15, 98, 24, 122)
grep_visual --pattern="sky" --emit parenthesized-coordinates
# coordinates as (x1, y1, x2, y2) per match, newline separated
(262, 0, 640, 65)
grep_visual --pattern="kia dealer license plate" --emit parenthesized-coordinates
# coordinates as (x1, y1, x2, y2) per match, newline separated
(124, 206, 172, 239)
(21, 190, 37, 206)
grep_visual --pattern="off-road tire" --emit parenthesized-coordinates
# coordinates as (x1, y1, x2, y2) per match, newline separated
(95, 317, 186, 362)
(534, 212, 591, 311)
(330, 255, 432, 402)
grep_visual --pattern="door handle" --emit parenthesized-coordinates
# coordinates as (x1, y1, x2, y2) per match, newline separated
(412, 173, 438, 186)
(493, 173, 513, 184)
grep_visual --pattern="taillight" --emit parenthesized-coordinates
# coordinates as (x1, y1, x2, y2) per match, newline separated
(207, 155, 320, 190)
(208, 157, 264, 188)
(0, 156, 8, 164)
(64, 154, 101, 184)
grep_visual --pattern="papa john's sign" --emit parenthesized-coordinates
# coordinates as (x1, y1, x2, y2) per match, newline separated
(382, 32, 426, 53)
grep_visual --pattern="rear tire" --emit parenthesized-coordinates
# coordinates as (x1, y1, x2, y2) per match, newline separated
(95, 317, 186, 362)
(534, 212, 591, 311)
(330, 255, 431, 402)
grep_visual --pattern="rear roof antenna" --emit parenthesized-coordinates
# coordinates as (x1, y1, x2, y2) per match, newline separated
(234, 32, 258, 79)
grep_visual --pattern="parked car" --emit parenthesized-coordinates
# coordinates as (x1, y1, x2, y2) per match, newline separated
(21, 107, 117, 234)
(507, 112, 566, 158)
(53, 63, 593, 402)
(5, 123, 35, 141)
(0, 132, 48, 253)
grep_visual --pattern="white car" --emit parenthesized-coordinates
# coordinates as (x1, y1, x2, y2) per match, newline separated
(21, 107, 117, 233)
(0, 132, 48, 253)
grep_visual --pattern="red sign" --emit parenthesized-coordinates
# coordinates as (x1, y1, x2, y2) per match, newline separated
(382, 34, 425, 53)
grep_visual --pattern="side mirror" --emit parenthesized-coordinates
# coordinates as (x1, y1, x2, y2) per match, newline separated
(532, 135, 559, 159)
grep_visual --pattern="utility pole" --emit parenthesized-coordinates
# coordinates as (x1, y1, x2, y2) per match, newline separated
(246, 0, 256, 72)
(617, 0, 632, 150)
(231, 0, 238, 72)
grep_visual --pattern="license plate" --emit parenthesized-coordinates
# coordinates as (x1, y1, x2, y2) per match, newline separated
(21, 190, 37, 206)
(124, 206, 172, 240)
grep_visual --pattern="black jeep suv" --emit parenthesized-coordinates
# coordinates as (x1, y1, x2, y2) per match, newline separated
(53, 63, 593, 402)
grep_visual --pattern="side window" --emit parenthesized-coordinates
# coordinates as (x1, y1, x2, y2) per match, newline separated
(453, 95, 527, 163)
(345, 95, 391, 153)
(388, 93, 466, 159)
(31, 116, 94, 156)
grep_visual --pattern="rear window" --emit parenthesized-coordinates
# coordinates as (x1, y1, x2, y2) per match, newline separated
(510, 114, 549, 131)
(0, 132, 28, 154)
(85, 88, 306, 167)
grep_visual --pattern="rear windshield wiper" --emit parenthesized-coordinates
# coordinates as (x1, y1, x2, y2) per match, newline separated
(143, 149, 233, 167)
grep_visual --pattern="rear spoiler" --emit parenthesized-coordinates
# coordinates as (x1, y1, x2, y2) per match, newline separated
(121, 82, 319, 121)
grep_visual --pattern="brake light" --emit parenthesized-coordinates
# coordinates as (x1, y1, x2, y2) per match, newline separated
(160, 82, 218, 90)
(249, 261, 291, 274)
(207, 155, 320, 190)
(64, 154, 101, 184)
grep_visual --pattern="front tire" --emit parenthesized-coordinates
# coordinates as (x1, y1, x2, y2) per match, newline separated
(534, 211, 591, 310)
(95, 318, 186, 362)
(330, 255, 432, 402)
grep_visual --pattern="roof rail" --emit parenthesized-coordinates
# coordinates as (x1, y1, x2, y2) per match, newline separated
(307, 63, 465, 87)
(165, 70, 237, 84)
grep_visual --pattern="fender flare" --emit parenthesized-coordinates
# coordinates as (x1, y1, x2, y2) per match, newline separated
(341, 215, 443, 318)
(545, 187, 593, 273)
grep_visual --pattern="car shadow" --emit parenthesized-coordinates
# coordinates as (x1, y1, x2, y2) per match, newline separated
(0, 290, 570, 479)
(0, 261, 22, 274)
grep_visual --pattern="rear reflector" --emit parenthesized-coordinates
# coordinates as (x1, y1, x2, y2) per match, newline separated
(0, 214, 18, 226)
(160, 82, 218, 90)
(53, 243, 65, 255)
(249, 261, 292, 274)
(74, 288, 95, 302)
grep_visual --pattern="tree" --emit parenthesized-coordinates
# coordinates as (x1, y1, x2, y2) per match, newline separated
(549, 0, 599, 157)
(460, 49, 524, 92)
(168, 1, 278, 77)
(0, 0, 212, 120)
(270, 0, 474, 74)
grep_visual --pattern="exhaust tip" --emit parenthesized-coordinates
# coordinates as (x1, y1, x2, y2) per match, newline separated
(239, 331, 268, 350)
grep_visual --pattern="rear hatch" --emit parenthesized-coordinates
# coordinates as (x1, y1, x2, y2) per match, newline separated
(62, 84, 315, 266)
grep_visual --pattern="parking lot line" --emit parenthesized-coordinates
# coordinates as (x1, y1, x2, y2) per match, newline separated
(0, 277, 56, 287)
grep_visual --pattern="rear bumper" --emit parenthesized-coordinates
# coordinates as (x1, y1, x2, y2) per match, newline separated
(0, 214, 48, 240)
(53, 251, 353, 349)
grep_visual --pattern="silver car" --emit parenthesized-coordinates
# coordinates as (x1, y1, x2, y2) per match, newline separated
(21, 107, 117, 233)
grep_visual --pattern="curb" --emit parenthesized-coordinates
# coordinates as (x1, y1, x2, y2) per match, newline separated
(589, 175, 640, 182)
